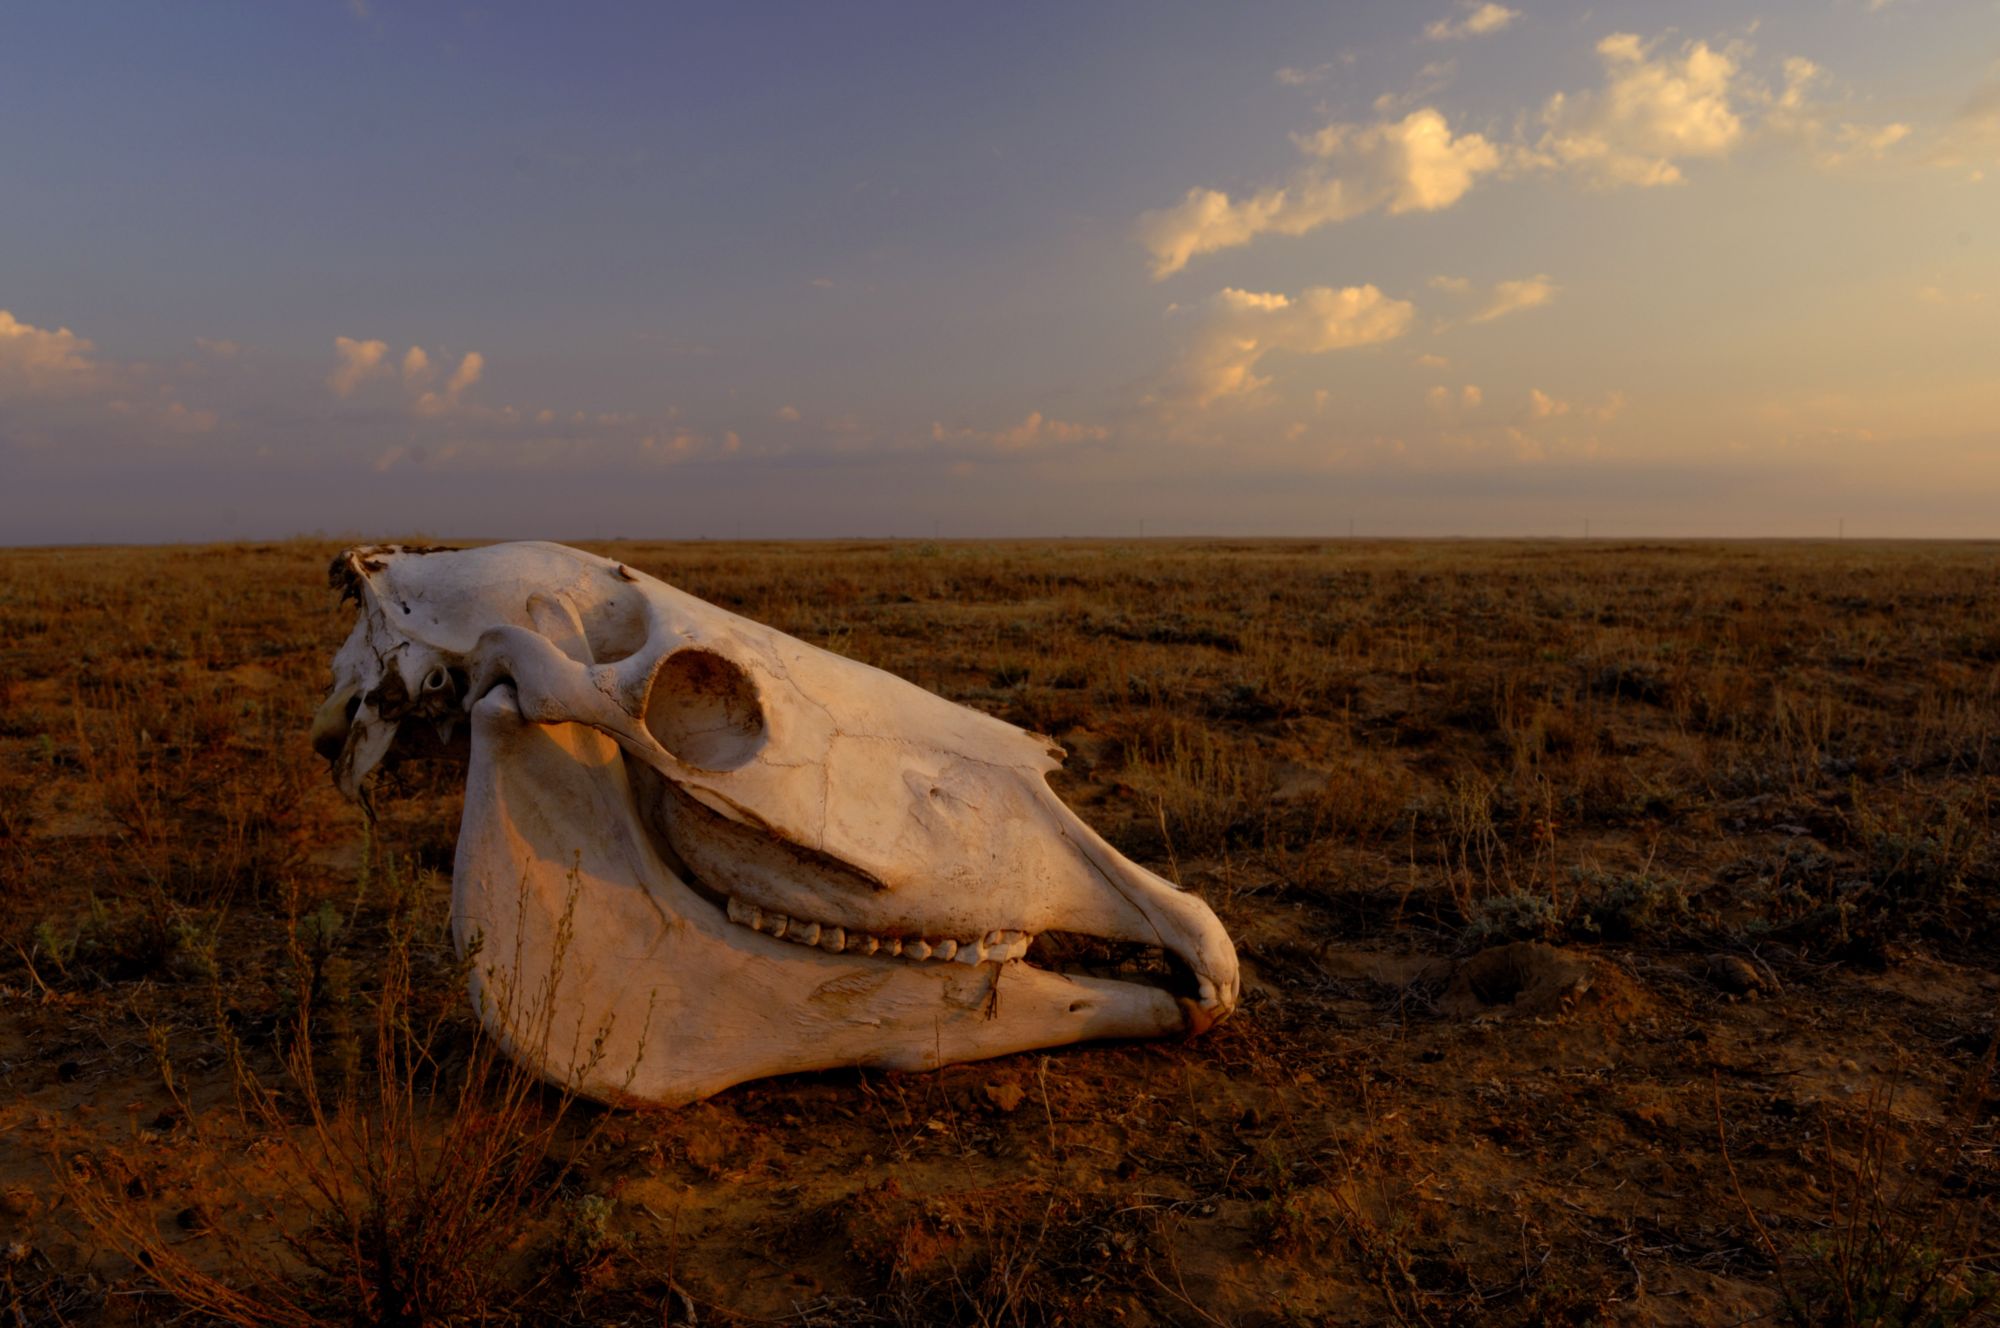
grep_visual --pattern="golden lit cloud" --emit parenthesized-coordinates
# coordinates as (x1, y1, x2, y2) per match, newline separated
(1427, 275, 1558, 326)
(330, 338, 487, 417)
(1469, 274, 1557, 323)
(0, 308, 223, 443)
(1536, 34, 1745, 187)
(0, 309, 100, 391)
(1275, 63, 1335, 88)
(1529, 387, 1625, 421)
(401, 345, 432, 388)
(1923, 77, 2000, 176)
(1139, 109, 1502, 278)
(931, 411, 1111, 451)
(1174, 285, 1415, 406)
(106, 395, 218, 435)
(414, 351, 485, 417)
(1151, 25, 1899, 283)
(1426, 383, 1483, 412)
(1820, 121, 1911, 168)
(327, 336, 390, 397)
(1425, 3, 1519, 42)
(1759, 56, 1913, 172)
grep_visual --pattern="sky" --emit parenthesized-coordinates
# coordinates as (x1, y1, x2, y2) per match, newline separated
(2, 1, 1997, 542)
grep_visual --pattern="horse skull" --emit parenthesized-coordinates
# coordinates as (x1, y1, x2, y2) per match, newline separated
(314, 541, 1239, 1105)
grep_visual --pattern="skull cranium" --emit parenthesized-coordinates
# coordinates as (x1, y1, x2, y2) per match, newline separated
(313, 541, 1240, 1105)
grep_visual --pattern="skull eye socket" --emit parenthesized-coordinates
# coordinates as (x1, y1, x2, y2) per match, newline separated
(643, 647, 766, 771)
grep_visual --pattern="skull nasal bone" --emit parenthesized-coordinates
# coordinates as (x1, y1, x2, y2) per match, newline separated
(643, 647, 766, 771)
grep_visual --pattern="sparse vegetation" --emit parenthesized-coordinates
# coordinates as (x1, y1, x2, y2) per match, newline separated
(3, 537, 1999, 1324)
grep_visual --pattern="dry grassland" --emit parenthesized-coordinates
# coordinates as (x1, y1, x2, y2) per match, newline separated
(0, 538, 1996, 1326)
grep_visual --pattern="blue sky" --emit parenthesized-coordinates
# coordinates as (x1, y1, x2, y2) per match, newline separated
(2, 1, 1996, 541)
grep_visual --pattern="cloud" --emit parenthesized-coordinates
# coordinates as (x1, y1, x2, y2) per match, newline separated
(1964, 79, 2000, 129)
(1425, 3, 1519, 41)
(0, 309, 100, 392)
(1415, 352, 1450, 368)
(932, 411, 1112, 452)
(1775, 56, 1821, 114)
(327, 337, 391, 397)
(1373, 60, 1459, 116)
(1470, 274, 1557, 323)
(448, 351, 483, 397)
(0, 309, 224, 446)
(1151, 30, 1904, 278)
(194, 337, 241, 359)
(1275, 63, 1334, 88)
(331, 338, 486, 416)
(1428, 275, 1558, 327)
(1536, 34, 1745, 187)
(1173, 285, 1416, 406)
(1295, 108, 1504, 211)
(1916, 284, 1986, 307)
(1138, 108, 1502, 277)
(414, 351, 484, 417)
(775, 404, 802, 423)
(401, 345, 432, 389)
(1530, 387, 1626, 422)
(106, 394, 217, 435)
(1758, 56, 1913, 171)
(1920, 78, 2000, 177)
(1818, 120, 1911, 168)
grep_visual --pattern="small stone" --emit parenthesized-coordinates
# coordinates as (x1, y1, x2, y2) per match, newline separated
(983, 1081, 1026, 1113)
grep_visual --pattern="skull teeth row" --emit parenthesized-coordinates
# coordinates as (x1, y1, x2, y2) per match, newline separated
(725, 897, 1032, 965)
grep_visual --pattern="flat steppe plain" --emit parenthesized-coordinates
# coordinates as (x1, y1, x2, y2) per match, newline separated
(1, 539, 1995, 1325)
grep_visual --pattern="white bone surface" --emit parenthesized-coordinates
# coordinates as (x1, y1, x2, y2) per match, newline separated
(317, 541, 1240, 1105)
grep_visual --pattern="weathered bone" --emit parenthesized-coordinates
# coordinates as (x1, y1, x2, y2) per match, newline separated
(315, 541, 1240, 1105)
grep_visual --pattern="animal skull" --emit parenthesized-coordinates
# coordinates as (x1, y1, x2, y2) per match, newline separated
(313, 541, 1240, 1105)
